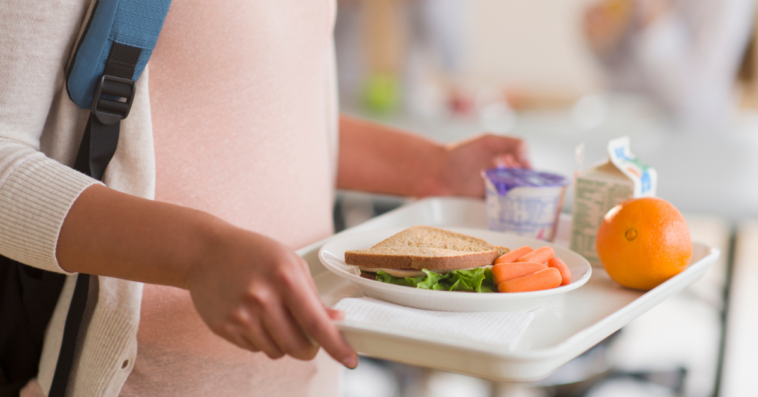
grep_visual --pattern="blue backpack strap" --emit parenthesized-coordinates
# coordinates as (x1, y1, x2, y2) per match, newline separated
(49, 2, 170, 396)
(67, 0, 171, 112)
(65, 0, 171, 181)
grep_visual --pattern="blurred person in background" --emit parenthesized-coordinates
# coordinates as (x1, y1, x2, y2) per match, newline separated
(584, 0, 755, 130)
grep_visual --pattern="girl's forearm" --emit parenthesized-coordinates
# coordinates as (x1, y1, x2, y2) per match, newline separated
(55, 184, 358, 365)
(56, 184, 225, 289)
(337, 114, 448, 197)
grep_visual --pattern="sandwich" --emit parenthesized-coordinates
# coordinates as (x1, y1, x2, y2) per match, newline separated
(344, 226, 510, 292)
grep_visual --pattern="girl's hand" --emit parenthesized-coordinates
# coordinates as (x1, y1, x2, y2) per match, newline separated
(186, 225, 357, 367)
(439, 134, 531, 197)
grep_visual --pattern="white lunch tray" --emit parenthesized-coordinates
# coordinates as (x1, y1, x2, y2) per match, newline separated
(296, 197, 720, 382)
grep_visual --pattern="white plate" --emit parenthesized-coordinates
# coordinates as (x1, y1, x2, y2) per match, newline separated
(317, 227, 592, 312)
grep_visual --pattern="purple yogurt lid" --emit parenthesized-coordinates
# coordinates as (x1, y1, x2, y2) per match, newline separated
(482, 167, 570, 195)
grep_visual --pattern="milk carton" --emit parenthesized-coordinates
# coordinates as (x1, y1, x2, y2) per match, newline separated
(570, 137, 657, 265)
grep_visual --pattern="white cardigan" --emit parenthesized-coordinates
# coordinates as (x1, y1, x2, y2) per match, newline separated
(2, 1, 154, 395)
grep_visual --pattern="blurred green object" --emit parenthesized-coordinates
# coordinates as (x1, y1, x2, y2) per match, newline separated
(363, 73, 400, 115)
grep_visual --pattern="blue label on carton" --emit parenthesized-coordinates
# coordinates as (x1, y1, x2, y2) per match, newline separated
(607, 136, 657, 197)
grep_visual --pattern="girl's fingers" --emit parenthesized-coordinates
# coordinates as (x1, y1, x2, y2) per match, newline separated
(489, 137, 530, 169)
(493, 154, 521, 169)
(260, 302, 319, 361)
(283, 273, 357, 368)
(297, 256, 313, 278)
(326, 308, 345, 321)
(517, 142, 532, 169)
(242, 319, 284, 359)
(220, 323, 262, 352)
(493, 154, 510, 168)
(504, 154, 519, 168)
(301, 259, 322, 297)
(234, 332, 261, 352)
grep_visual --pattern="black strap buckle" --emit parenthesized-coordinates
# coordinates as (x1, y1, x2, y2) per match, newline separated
(91, 75, 136, 125)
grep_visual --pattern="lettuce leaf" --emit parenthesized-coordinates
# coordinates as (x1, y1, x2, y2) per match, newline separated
(374, 267, 495, 293)
(375, 271, 416, 286)
(416, 269, 448, 289)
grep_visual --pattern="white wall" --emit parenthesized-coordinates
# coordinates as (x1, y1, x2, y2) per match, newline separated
(462, 0, 604, 96)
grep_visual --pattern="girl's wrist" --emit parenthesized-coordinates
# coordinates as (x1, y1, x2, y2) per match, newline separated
(182, 212, 234, 291)
(416, 143, 452, 197)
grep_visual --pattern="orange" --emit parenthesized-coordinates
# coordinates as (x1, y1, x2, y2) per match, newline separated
(596, 197, 692, 290)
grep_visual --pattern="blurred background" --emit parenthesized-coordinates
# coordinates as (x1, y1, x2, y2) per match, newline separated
(332, 0, 758, 396)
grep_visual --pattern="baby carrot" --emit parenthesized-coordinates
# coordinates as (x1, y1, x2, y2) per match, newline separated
(548, 257, 572, 286)
(495, 246, 534, 264)
(516, 246, 555, 264)
(492, 262, 547, 285)
(498, 268, 562, 293)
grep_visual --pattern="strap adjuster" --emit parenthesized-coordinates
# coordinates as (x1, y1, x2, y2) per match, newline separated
(91, 75, 136, 125)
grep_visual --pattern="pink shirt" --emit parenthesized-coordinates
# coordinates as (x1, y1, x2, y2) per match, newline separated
(120, 1, 340, 395)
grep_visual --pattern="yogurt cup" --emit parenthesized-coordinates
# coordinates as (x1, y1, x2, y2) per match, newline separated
(482, 168, 570, 242)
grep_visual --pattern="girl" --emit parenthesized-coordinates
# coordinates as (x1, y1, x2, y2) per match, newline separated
(0, 1, 530, 395)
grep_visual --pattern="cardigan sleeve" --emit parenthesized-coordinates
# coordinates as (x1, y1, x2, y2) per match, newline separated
(0, 0, 100, 274)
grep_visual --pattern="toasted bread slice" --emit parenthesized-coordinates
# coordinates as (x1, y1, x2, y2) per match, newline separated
(344, 226, 510, 271)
